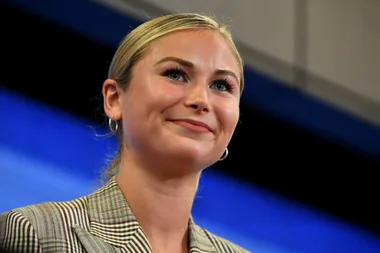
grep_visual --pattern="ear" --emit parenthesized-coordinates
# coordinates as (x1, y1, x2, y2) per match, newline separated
(102, 78, 122, 120)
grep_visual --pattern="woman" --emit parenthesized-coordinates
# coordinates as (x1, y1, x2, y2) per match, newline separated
(0, 13, 247, 253)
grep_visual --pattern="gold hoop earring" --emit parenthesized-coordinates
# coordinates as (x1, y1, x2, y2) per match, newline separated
(108, 118, 118, 133)
(219, 148, 228, 161)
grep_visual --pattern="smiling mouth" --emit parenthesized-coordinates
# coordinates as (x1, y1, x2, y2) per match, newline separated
(168, 119, 213, 134)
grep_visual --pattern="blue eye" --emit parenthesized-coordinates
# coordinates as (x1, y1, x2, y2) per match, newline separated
(211, 79, 233, 92)
(163, 68, 186, 82)
(211, 82, 227, 91)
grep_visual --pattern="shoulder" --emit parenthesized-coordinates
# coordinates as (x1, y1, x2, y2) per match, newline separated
(4, 196, 88, 230)
(0, 197, 89, 252)
(199, 226, 250, 253)
(0, 209, 41, 253)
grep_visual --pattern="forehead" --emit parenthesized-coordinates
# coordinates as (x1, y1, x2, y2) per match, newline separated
(145, 29, 240, 75)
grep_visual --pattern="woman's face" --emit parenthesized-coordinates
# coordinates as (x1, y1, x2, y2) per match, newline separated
(106, 29, 241, 172)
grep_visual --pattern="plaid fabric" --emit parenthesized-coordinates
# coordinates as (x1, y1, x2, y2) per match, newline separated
(0, 177, 249, 253)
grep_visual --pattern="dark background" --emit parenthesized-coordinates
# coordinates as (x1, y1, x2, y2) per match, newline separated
(1, 2, 379, 236)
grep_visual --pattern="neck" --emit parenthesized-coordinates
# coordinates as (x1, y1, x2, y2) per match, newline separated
(116, 151, 200, 252)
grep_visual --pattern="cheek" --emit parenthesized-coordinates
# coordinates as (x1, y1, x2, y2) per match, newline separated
(145, 81, 186, 116)
(123, 79, 185, 124)
(158, 80, 185, 100)
(217, 100, 240, 135)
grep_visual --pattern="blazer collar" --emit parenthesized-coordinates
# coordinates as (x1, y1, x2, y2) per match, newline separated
(74, 176, 217, 253)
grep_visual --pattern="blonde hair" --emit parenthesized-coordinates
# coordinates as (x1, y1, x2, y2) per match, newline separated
(104, 13, 244, 180)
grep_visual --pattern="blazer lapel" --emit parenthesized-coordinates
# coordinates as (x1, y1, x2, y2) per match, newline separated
(188, 219, 217, 253)
(73, 176, 217, 253)
(74, 177, 153, 253)
(72, 225, 117, 253)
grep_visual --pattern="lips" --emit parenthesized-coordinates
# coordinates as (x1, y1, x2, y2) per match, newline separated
(168, 119, 213, 133)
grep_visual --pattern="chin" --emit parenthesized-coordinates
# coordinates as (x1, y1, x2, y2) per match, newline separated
(171, 136, 205, 154)
(154, 129, 218, 170)
(169, 146, 216, 170)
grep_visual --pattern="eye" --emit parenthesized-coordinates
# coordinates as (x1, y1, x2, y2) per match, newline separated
(162, 67, 187, 82)
(210, 78, 234, 93)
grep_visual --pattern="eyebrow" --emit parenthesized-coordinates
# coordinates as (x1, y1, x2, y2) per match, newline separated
(155, 56, 239, 83)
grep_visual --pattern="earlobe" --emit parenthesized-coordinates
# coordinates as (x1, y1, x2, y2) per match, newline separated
(103, 78, 122, 120)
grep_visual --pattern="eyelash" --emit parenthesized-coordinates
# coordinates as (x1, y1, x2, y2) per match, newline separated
(162, 67, 234, 93)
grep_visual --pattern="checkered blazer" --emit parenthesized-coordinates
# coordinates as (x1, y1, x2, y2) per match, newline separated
(0, 177, 249, 253)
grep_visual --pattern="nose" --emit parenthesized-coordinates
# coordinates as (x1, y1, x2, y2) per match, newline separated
(184, 84, 210, 113)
